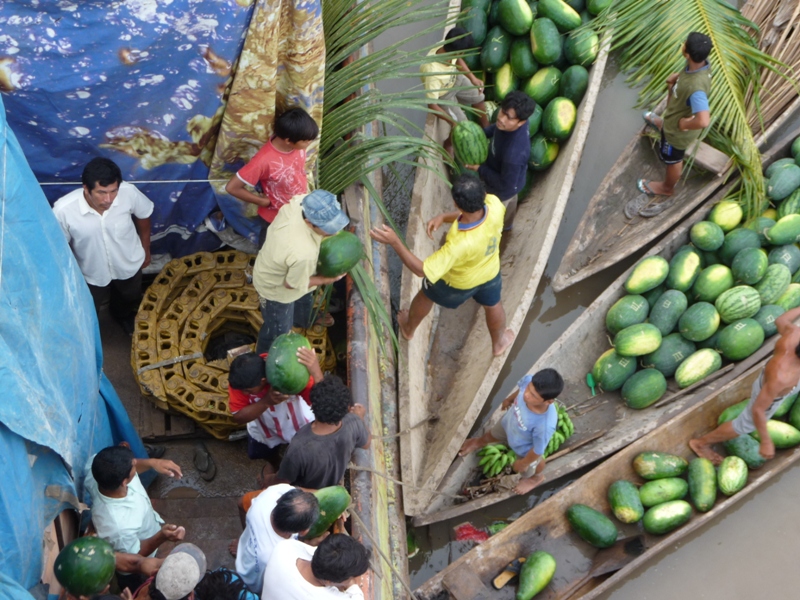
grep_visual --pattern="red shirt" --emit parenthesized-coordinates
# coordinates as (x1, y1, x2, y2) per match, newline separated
(236, 138, 308, 223)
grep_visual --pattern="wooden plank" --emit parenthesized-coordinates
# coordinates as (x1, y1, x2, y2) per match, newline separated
(687, 139, 730, 175)
(443, 566, 492, 600)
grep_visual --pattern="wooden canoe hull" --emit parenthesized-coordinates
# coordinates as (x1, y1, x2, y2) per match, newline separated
(398, 39, 611, 515)
(415, 358, 800, 600)
(411, 119, 800, 526)
(551, 95, 800, 293)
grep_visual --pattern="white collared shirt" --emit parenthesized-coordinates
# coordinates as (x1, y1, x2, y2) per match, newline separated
(53, 181, 154, 286)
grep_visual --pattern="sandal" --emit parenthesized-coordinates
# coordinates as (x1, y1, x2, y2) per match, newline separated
(636, 179, 659, 198)
(642, 111, 662, 132)
(193, 442, 217, 482)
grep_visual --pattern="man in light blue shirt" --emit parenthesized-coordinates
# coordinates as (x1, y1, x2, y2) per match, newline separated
(460, 369, 564, 495)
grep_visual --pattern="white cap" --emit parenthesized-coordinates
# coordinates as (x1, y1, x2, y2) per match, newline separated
(155, 543, 206, 600)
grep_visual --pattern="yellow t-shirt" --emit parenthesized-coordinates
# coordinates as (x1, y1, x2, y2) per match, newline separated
(422, 194, 505, 289)
(419, 47, 457, 101)
(253, 194, 323, 303)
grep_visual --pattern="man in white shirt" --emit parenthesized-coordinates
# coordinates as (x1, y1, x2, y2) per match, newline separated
(84, 445, 185, 591)
(235, 484, 319, 594)
(53, 157, 153, 333)
(262, 534, 369, 599)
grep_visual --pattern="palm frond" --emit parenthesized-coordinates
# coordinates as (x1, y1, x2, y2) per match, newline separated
(592, 0, 792, 217)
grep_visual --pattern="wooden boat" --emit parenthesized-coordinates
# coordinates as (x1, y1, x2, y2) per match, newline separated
(398, 32, 611, 517)
(415, 358, 800, 600)
(410, 117, 800, 527)
(551, 93, 800, 293)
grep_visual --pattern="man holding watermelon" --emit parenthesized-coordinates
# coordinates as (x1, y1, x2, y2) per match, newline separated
(690, 305, 800, 464)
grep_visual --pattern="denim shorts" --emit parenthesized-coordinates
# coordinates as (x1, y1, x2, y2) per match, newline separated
(659, 130, 686, 165)
(422, 271, 502, 309)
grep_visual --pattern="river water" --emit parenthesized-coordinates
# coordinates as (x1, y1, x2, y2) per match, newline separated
(401, 52, 800, 598)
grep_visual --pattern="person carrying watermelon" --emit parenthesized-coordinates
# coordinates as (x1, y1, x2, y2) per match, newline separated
(690, 305, 800, 465)
(252, 190, 349, 355)
(633, 32, 712, 217)
(370, 174, 514, 356)
(464, 91, 535, 231)
(420, 26, 489, 130)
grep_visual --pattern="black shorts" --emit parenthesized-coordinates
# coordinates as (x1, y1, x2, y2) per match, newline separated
(659, 130, 685, 165)
(421, 271, 502, 309)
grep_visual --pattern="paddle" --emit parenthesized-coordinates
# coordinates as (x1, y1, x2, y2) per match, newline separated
(557, 535, 646, 600)
(492, 557, 526, 589)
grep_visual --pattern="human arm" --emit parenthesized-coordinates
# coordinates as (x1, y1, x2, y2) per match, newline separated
(678, 111, 710, 131)
(350, 404, 372, 449)
(500, 390, 517, 411)
(306, 273, 346, 288)
(455, 58, 484, 91)
(225, 175, 272, 208)
(478, 158, 527, 200)
(427, 102, 459, 128)
(114, 553, 163, 577)
(135, 458, 182, 479)
(297, 347, 324, 384)
(133, 216, 151, 268)
(426, 211, 461, 239)
(751, 382, 778, 460)
(369, 224, 426, 277)
(137, 524, 186, 557)
(775, 306, 800, 335)
(512, 448, 541, 474)
(230, 392, 281, 424)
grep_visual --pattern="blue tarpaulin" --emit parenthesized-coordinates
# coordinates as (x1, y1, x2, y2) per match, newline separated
(0, 96, 145, 599)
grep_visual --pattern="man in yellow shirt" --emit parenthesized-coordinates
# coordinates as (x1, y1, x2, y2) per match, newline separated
(253, 190, 349, 353)
(370, 175, 514, 356)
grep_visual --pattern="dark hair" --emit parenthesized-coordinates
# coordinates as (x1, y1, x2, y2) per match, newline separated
(443, 26, 474, 53)
(531, 368, 564, 400)
(685, 32, 712, 63)
(309, 375, 352, 424)
(228, 353, 265, 390)
(91, 446, 135, 491)
(795, 342, 800, 359)
(272, 488, 319, 534)
(82, 158, 122, 191)
(451, 174, 486, 213)
(193, 568, 247, 600)
(500, 91, 536, 122)
(149, 581, 190, 600)
(274, 107, 319, 143)
(310, 534, 370, 583)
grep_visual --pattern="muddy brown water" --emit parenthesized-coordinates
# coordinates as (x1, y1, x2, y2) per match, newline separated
(406, 57, 800, 596)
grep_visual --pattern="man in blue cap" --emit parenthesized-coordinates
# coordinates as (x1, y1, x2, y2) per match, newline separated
(253, 190, 349, 354)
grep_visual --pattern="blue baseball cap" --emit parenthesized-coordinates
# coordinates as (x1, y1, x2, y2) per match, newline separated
(302, 189, 349, 235)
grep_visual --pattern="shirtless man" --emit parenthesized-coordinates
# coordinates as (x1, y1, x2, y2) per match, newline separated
(690, 305, 800, 465)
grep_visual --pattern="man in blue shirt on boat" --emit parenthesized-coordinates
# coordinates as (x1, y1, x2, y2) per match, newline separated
(459, 369, 564, 495)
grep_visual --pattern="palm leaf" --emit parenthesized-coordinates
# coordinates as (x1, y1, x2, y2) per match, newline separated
(592, 0, 792, 218)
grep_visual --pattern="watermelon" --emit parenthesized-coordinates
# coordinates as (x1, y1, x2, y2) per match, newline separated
(592, 348, 637, 391)
(527, 103, 543, 136)
(744, 216, 776, 246)
(717, 456, 748, 495)
(719, 228, 761, 266)
(302, 486, 352, 539)
(452, 121, 490, 166)
(538, 0, 582, 32)
(563, 27, 599, 66)
(482, 25, 513, 72)
(763, 208, 779, 220)
(54, 537, 116, 596)
(587, 0, 612, 15)
(715, 285, 761, 323)
(647, 289, 687, 336)
(689, 221, 725, 251)
(775, 282, 800, 310)
(641, 333, 696, 378)
(692, 264, 734, 303)
(777, 189, 800, 219)
(768, 244, 800, 274)
(494, 63, 519, 100)
(718, 400, 748, 425)
(767, 163, 800, 201)
(717, 318, 765, 360)
(696, 329, 722, 350)
(666, 250, 702, 292)
(793, 136, 800, 159)
(724, 434, 766, 470)
(498, 0, 535, 35)
(699, 250, 722, 267)
(765, 157, 798, 179)
(559, 64, 589, 105)
(643, 284, 666, 307)
(460, 3, 489, 45)
(679, 302, 720, 342)
(767, 214, 800, 245)
(266, 333, 312, 394)
(317, 230, 364, 277)
(524, 65, 562, 105)
(509, 38, 538, 78)
(625, 256, 670, 294)
(731, 247, 768, 285)
(606, 294, 649, 335)
(542, 97, 576, 140)
(613, 323, 662, 357)
(774, 393, 798, 418)
(621, 368, 668, 409)
(529, 134, 559, 170)
(755, 263, 792, 305)
(675, 348, 723, 389)
(708, 201, 744, 232)
(752, 304, 785, 337)
(530, 18, 562, 65)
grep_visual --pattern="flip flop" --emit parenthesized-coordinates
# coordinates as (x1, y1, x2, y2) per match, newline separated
(624, 195, 648, 219)
(639, 197, 675, 218)
(642, 111, 661, 132)
(636, 179, 659, 198)
(193, 442, 217, 482)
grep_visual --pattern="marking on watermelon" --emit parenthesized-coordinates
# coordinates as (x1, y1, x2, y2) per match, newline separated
(734, 322, 746, 331)
(672, 351, 686, 360)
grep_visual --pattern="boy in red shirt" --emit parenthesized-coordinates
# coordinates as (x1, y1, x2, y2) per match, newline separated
(225, 107, 319, 246)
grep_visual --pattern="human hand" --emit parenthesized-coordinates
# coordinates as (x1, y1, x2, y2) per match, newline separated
(501, 396, 514, 411)
(369, 224, 400, 247)
(120, 588, 134, 600)
(350, 403, 367, 419)
(302, 531, 330, 547)
(151, 459, 183, 479)
(267, 388, 291, 406)
(464, 164, 480, 171)
(471, 77, 484, 93)
(142, 249, 151, 269)
(161, 524, 186, 542)
(666, 73, 679, 87)
(297, 347, 324, 383)
(759, 437, 775, 460)
(426, 214, 446, 239)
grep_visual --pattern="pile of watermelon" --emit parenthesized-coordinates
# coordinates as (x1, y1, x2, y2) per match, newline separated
(592, 135, 800, 409)
(454, 0, 608, 188)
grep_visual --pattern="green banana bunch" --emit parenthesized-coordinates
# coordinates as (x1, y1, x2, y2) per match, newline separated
(477, 443, 518, 478)
(544, 404, 575, 458)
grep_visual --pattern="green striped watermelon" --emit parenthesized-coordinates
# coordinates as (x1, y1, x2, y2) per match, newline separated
(753, 304, 785, 337)
(767, 214, 800, 245)
(715, 285, 761, 323)
(675, 348, 723, 389)
(775, 283, 800, 310)
(452, 121, 490, 165)
(719, 228, 761, 266)
(692, 264, 734, 303)
(768, 244, 800, 274)
(777, 189, 800, 219)
(592, 348, 637, 391)
(755, 263, 792, 305)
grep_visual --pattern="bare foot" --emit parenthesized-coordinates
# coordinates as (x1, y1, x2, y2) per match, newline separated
(229, 538, 239, 557)
(459, 437, 484, 457)
(645, 180, 674, 196)
(257, 462, 276, 489)
(397, 310, 414, 340)
(689, 439, 724, 466)
(513, 474, 544, 495)
(493, 328, 515, 356)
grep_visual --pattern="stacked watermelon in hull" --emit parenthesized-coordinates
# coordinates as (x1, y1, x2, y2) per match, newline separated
(590, 135, 800, 407)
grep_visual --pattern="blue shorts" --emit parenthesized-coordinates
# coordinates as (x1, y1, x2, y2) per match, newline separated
(659, 130, 686, 165)
(422, 271, 502, 309)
